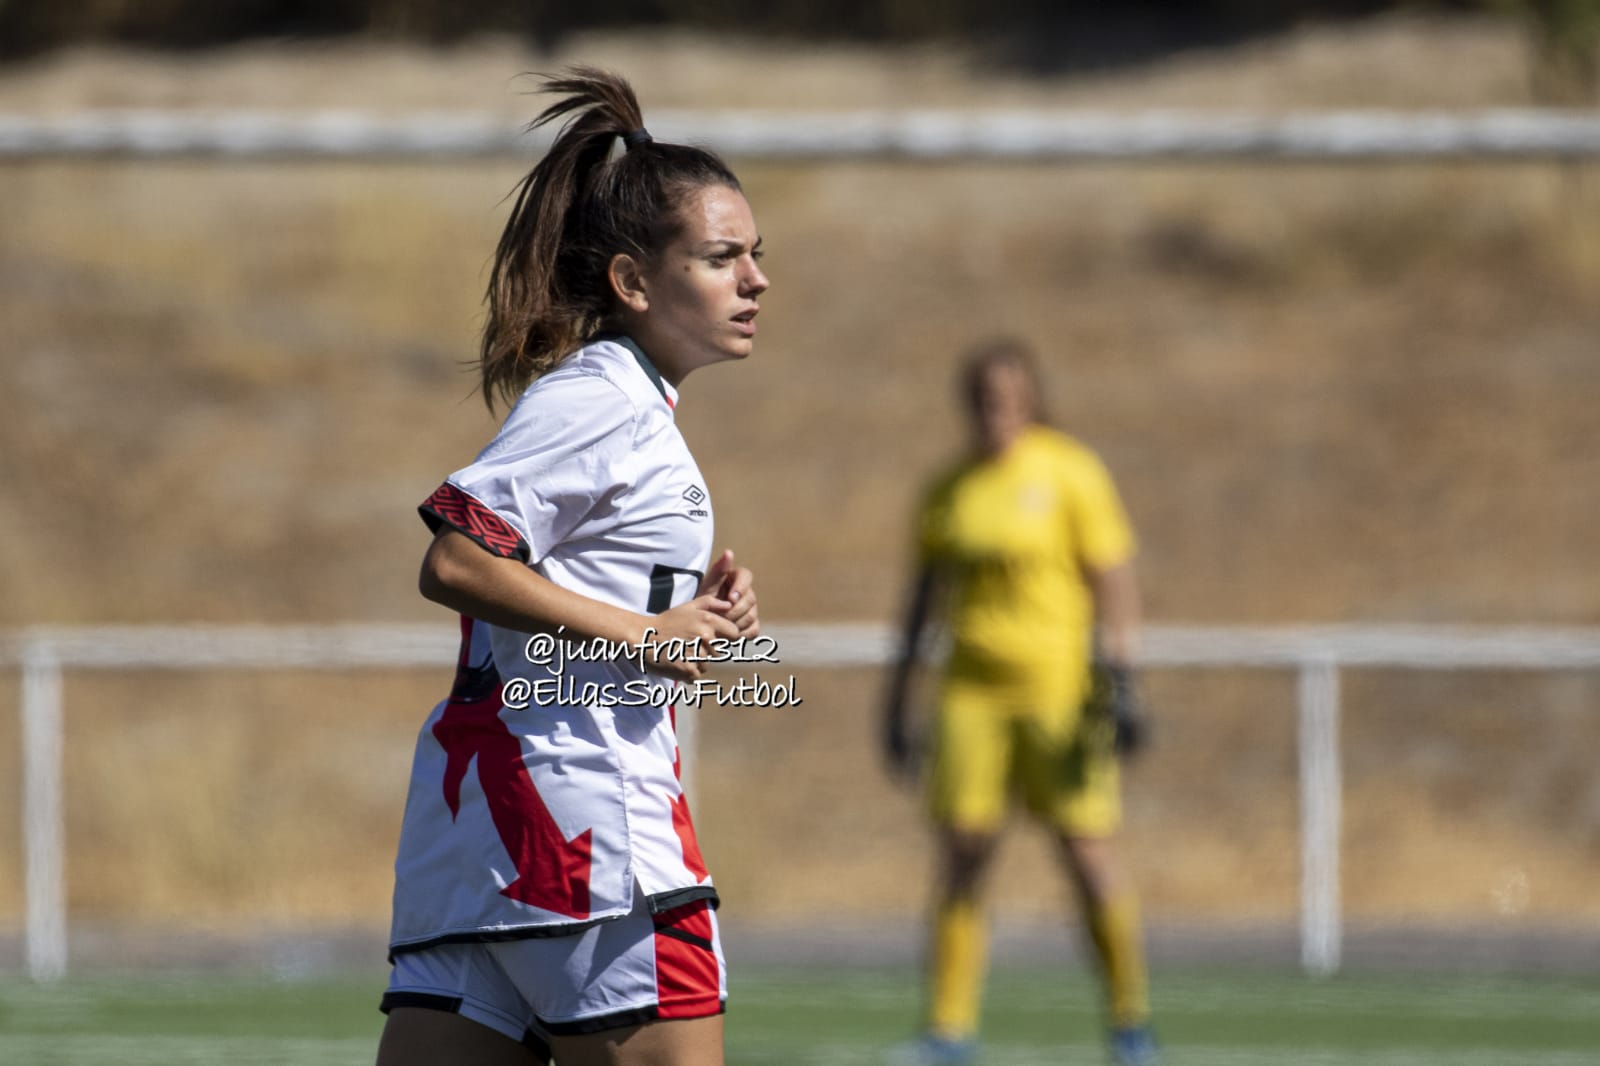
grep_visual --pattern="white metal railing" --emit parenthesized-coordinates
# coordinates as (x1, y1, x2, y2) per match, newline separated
(5, 622, 1600, 982)
(3, 109, 1600, 161)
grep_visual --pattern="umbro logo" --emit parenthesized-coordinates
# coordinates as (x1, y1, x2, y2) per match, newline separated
(683, 485, 706, 505)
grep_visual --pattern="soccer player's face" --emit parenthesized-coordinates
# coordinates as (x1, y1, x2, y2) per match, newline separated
(974, 362, 1034, 455)
(633, 183, 768, 384)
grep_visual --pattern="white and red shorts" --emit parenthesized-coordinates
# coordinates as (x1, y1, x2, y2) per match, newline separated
(381, 891, 725, 1047)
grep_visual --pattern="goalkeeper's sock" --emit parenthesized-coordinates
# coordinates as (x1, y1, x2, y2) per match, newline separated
(1085, 892, 1150, 1027)
(927, 895, 987, 1039)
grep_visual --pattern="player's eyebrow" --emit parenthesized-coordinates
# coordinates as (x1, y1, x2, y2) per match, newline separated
(694, 236, 762, 255)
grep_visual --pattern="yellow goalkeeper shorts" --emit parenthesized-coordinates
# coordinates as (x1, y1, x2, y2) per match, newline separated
(927, 670, 1121, 838)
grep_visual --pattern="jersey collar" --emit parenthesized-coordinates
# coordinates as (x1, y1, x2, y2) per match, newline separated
(595, 332, 677, 411)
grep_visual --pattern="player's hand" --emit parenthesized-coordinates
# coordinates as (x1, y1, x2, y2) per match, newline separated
(1099, 661, 1150, 758)
(645, 595, 741, 682)
(700, 549, 759, 637)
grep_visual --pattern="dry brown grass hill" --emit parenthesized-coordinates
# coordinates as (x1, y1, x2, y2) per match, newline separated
(1, 14, 1596, 948)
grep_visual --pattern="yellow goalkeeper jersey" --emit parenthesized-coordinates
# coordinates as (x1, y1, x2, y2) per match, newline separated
(918, 425, 1135, 685)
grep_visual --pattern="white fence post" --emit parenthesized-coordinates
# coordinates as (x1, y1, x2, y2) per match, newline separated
(1297, 654, 1342, 976)
(21, 636, 67, 982)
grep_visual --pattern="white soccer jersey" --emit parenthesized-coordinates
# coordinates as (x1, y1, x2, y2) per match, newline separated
(389, 335, 718, 956)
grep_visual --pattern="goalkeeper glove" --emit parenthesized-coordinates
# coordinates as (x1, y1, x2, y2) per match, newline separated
(1094, 660, 1149, 758)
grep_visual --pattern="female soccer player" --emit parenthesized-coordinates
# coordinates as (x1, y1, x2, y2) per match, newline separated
(884, 339, 1158, 1066)
(376, 69, 768, 1066)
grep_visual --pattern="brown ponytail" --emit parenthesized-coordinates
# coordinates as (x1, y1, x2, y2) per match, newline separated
(479, 67, 742, 410)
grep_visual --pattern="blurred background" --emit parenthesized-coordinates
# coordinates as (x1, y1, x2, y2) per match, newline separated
(1, 0, 1598, 1058)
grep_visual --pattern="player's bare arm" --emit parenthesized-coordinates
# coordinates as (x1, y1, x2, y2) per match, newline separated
(1085, 558, 1142, 666)
(420, 526, 739, 681)
(883, 563, 942, 778)
(1085, 558, 1149, 756)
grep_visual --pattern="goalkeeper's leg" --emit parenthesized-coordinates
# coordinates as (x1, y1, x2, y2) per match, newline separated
(1038, 700, 1152, 1040)
(925, 828, 1000, 1043)
(1059, 834, 1150, 1029)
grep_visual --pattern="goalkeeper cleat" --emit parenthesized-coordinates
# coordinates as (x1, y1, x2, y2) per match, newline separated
(886, 1033, 978, 1065)
(1108, 1024, 1160, 1066)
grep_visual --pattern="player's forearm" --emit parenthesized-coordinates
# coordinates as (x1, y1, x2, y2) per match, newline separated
(419, 529, 647, 646)
(885, 567, 938, 721)
(1089, 560, 1142, 665)
(885, 652, 917, 725)
(884, 643, 919, 727)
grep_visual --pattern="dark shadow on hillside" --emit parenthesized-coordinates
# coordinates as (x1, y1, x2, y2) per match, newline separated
(975, 1, 1395, 77)
(0, 1, 1435, 75)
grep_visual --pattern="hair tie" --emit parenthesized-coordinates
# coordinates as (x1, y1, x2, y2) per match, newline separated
(622, 128, 652, 150)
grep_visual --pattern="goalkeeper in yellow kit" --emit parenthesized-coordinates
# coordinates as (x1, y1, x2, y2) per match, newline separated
(884, 339, 1157, 1066)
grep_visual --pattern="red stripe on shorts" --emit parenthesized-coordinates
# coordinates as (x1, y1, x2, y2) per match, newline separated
(652, 900, 721, 1019)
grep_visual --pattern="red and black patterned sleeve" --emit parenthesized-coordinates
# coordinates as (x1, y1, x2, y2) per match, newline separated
(419, 482, 531, 563)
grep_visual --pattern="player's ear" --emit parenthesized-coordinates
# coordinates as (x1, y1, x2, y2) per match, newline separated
(608, 253, 649, 314)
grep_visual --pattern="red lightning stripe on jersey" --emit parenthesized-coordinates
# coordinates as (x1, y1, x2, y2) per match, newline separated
(667, 705, 708, 879)
(433, 619, 594, 918)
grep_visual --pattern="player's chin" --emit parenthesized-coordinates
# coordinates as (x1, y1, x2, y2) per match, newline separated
(719, 335, 755, 361)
